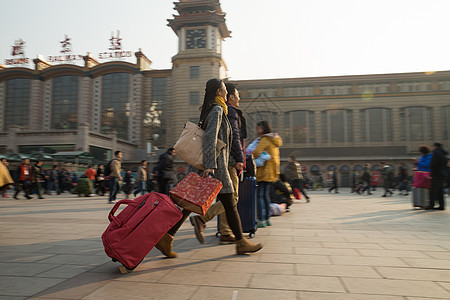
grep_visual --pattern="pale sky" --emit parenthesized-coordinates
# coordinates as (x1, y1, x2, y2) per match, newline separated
(1, 0, 450, 80)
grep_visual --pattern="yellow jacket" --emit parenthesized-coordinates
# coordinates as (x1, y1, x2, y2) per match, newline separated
(0, 163, 14, 190)
(253, 134, 283, 183)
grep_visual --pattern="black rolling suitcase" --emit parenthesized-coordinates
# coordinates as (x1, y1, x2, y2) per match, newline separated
(217, 176, 258, 238)
(238, 176, 258, 238)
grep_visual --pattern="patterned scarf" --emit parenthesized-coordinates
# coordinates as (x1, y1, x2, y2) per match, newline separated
(214, 96, 228, 115)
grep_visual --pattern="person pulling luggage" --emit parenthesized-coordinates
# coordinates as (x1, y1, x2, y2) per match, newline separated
(155, 78, 263, 257)
(189, 83, 247, 245)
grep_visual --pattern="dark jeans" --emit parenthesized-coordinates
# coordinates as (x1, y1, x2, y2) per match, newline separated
(96, 180, 106, 196)
(291, 179, 309, 199)
(168, 193, 243, 240)
(14, 181, 31, 198)
(133, 181, 147, 196)
(158, 178, 170, 196)
(34, 182, 43, 198)
(329, 183, 338, 193)
(109, 177, 120, 201)
(47, 181, 60, 194)
(383, 181, 393, 196)
(431, 177, 445, 209)
(257, 181, 272, 221)
(362, 181, 372, 194)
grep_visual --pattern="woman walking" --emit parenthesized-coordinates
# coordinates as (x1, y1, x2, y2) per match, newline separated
(252, 121, 283, 227)
(155, 78, 263, 257)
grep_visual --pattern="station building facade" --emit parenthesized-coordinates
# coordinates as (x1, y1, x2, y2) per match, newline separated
(0, 0, 449, 184)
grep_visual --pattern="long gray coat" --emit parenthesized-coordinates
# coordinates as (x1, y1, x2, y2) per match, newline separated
(189, 104, 233, 194)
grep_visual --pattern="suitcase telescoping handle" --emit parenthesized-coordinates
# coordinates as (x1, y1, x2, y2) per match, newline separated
(108, 199, 139, 225)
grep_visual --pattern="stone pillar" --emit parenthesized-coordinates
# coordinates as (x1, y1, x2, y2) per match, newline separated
(76, 122, 90, 152)
(7, 125, 21, 153)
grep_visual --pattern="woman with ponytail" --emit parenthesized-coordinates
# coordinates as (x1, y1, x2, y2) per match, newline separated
(155, 78, 263, 256)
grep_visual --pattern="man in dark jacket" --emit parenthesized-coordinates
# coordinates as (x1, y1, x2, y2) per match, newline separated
(190, 83, 247, 244)
(328, 169, 339, 193)
(32, 160, 45, 199)
(155, 148, 175, 196)
(430, 143, 448, 210)
(381, 162, 394, 197)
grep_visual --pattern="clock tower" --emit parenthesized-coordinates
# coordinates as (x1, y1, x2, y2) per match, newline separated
(167, 0, 231, 146)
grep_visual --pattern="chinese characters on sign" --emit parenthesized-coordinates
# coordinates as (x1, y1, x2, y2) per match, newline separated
(47, 34, 83, 63)
(3, 31, 134, 67)
(5, 39, 30, 65)
(60, 34, 72, 53)
(98, 30, 132, 59)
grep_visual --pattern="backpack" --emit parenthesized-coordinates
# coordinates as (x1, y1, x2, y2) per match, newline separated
(104, 159, 114, 176)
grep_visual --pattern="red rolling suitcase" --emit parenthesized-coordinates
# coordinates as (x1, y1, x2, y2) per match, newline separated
(102, 192, 182, 272)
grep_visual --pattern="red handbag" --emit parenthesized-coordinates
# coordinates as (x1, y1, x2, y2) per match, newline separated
(413, 171, 431, 188)
(170, 172, 223, 215)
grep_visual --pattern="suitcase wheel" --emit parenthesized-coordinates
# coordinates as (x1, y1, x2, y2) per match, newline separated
(248, 232, 255, 239)
(215, 232, 222, 238)
(112, 258, 117, 262)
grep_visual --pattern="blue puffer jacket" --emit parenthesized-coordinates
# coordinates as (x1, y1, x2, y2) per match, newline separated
(415, 153, 432, 172)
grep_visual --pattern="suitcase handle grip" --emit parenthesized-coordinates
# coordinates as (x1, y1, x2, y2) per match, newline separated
(108, 199, 139, 224)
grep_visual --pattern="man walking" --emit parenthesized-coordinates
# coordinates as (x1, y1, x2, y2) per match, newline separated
(109, 151, 123, 204)
(285, 156, 310, 202)
(84, 165, 97, 194)
(328, 169, 339, 193)
(133, 160, 148, 197)
(14, 158, 33, 200)
(190, 82, 246, 244)
(381, 162, 394, 197)
(398, 162, 409, 196)
(155, 148, 175, 196)
(430, 143, 448, 210)
(32, 160, 45, 199)
(361, 163, 373, 195)
(47, 165, 60, 195)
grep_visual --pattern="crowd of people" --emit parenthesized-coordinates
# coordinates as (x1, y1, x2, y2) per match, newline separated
(0, 78, 448, 257)
(0, 152, 175, 202)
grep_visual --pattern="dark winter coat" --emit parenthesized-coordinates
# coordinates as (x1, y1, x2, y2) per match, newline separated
(227, 103, 246, 166)
(430, 147, 448, 178)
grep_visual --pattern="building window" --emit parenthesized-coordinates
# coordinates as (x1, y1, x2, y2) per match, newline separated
(5, 78, 31, 130)
(190, 66, 200, 78)
(399, 106, 434, 142)
(247, 88, 277, 98)
(246, 111, 278, 140)
(189, 92, 200, 105)
(320, 85, 351, 95)
(358, 83, 390, 94)
(101, 73, 130, 140)
(52, 76, 79, 130)
(283, 86, 314, 97)
(360, 108, 393, 143)
(397, 82, 431, 92)
(283, 110, 315, 145)
(321, 109, 353, 144)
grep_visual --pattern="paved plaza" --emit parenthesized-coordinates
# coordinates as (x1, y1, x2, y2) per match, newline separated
(0, 189, 449, 299)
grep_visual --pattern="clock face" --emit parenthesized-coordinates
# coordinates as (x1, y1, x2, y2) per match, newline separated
(186, 29, 206, 49)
